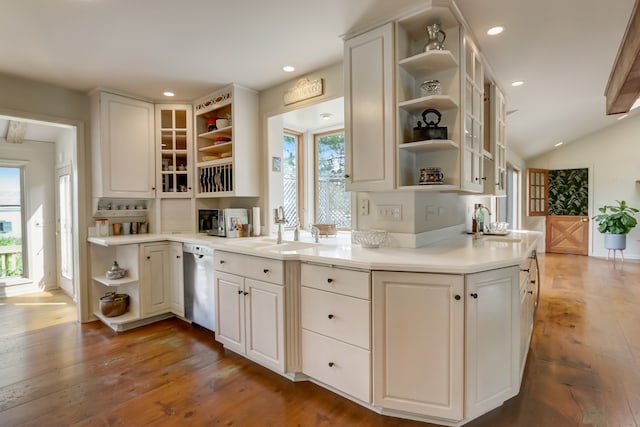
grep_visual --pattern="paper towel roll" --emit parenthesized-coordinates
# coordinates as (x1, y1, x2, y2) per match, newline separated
(252, 207, 261, 236)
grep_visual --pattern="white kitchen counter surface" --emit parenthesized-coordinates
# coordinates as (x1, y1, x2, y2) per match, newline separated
(88, 230, 541, 274)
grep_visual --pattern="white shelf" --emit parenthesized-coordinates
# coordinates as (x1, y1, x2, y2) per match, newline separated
(198, 142, 233, 153)
(93, 310, 139, 326)
(399, 50, 458, 75)
(197, 158, 233, 168)
(197, 126, 232, 139)
(398, 95, 458, 112)
(399, 139, 459, 152)
(398, 184, 459, 192)
(94, 209, 148, 218)
(93, 275, 138, 287)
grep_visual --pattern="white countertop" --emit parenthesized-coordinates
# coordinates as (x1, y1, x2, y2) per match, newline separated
(88, 230, 541, 274)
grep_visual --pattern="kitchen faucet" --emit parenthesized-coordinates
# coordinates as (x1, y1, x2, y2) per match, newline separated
(310, 226, 320, 243)
(274, 206, 286, 244)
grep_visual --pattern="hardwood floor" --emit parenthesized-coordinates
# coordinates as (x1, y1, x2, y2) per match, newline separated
(0, 254, 639, 426)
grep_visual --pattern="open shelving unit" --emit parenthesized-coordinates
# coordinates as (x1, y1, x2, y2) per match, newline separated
(396, 6, 462, 190)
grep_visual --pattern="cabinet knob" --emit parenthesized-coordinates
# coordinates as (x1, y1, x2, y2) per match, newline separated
(176, 255, 181, 259)
(152, 187, 156, 191)
(474, 177, 479, 182)
(454, 294, 461, 300)
(521, 268, 530, 273)
(243, 291, 249, 296)
(327, 278, 334, 284)
(188, 187, 192, 190)
(263, 269, 269, 274)
(344, 174, 350, 179)
(470, 292, 478, 299)
(530, 280, 536, 284)
(328, 314, 334, 319)
(238, 290, 243, 295)
(146, 256, 150, 260)
(527, 290, 533, 295)
(328, 362, 335, 367)
(481, 176, 487, 181)
(220, 260, 225, 264)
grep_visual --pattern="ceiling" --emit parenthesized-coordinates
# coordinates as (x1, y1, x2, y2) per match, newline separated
(0, 0, 636, 159)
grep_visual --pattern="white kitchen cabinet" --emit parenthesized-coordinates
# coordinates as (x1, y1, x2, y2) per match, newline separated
(460, 36, 484, 193)
(90, 91, 156, 199)
(140, 242, 184, 318)
(215, 251, 285, 373)
(372, 271, 464, 421)
(155, 104, 193, 197)
(465, 266, 520, 419)
(519, 250, 539, 379)
(344, 22, 395, 191)
(193, 84, 259, 197)
(301, 263, 372, 403)
(168, 242, 185, 317)
(395, 7, 462, 190)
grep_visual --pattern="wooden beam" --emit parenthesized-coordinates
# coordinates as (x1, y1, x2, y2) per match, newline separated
(605, 0, 640, 115)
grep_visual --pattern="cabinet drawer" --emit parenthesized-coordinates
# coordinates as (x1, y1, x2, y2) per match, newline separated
(215, 251, 283, 285)
(301, 287, 370, 349)
(301, 263, 370, 299)
(302, 329, 371, 403)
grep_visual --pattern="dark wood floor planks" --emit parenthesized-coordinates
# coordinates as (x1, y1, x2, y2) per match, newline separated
(1, 254, 639, 426)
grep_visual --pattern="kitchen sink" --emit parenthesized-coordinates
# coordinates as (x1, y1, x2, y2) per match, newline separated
(262, 241, 318, 252)
(223, 239, 278, 248)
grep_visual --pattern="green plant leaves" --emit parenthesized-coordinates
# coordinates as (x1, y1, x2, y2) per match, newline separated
(592, 200, 639, 234)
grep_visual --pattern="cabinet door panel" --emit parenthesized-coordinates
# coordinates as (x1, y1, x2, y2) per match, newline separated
(344, 23, 394, 191)
(169, 242, 184, 317)
(141, 244, 171, 316)
(215, 271, 244, 355)
(373, 272, 464, 420)
(465, 267, 519, 418)
(245, 278, 284, 372)
(101, 93, 155, 197)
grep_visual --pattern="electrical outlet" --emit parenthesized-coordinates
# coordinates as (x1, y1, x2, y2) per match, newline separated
(377, 204, 402, 221)
(359, 199, 370, 216)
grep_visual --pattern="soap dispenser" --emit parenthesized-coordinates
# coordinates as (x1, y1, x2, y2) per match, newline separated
(472, 204, 484, 237)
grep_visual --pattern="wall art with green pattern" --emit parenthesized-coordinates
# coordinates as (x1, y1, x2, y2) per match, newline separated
(548, 168, 588, 216)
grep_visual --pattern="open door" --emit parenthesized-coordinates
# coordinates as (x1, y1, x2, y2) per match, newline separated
(56, 165, 75, 300)
(528, 168, 589, 255)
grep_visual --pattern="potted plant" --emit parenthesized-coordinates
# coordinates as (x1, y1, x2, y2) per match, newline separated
(592, 200, 639, 250)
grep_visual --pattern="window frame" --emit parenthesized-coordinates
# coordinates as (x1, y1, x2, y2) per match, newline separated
(313, 128, 350, 229)
(282, 129, 304, 229)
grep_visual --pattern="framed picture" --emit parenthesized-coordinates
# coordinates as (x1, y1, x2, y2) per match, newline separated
(272, 156, 282, 172)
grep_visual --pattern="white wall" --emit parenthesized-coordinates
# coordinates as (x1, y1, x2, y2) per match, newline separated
(527, 115, 640, 259)
(0, 139, 56, 288)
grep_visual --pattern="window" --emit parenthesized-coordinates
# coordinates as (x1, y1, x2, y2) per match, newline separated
(0, 166, 24, 280)
(528, 168, 548, 216)
(314, 130, 350, 228)
(282, 130, 303, 228)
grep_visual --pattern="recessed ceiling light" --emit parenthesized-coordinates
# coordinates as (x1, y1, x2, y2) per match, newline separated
(282, 65, 295, 73)
(554, 141, 564, 147)
(487, 26, 504, 36)
(320, 113, 332, 120)
(511, 81, 524, 87)
(163, 91, 175, 97)
(618, 114, 628, 120)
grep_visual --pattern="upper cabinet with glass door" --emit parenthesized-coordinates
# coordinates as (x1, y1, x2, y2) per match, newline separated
(155, 105, 193, 198)
(396, 6, 462, 190)
(460, 36, 484, 192)
(193, 84, 259, 197)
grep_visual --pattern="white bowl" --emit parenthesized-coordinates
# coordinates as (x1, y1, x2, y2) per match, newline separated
(352, 229, 388, 248)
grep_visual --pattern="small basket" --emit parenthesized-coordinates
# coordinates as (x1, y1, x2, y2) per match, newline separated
(312, 224, 337, 237)
(99, 292, 130, 317)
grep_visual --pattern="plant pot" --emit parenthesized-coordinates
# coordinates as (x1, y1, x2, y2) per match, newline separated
(604, 233, 626, 250)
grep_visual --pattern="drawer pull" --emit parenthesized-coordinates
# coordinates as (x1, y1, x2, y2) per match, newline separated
(219, 260, 226, 264)
(527, 290, 533, 295)
(520, 268, 530, 273)
(328, 362, 335, 367)
(328, 314, 334, 319)
(263, 269, 270, 274)
(530, 280, 536, 284)
(470, 293, 478, 299)
(327, 278, 334, 284)
(238, 290, 243, 295)
(243, 291, 249, 296)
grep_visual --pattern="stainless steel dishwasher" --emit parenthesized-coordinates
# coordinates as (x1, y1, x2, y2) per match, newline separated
(183, 243, 215, 332)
